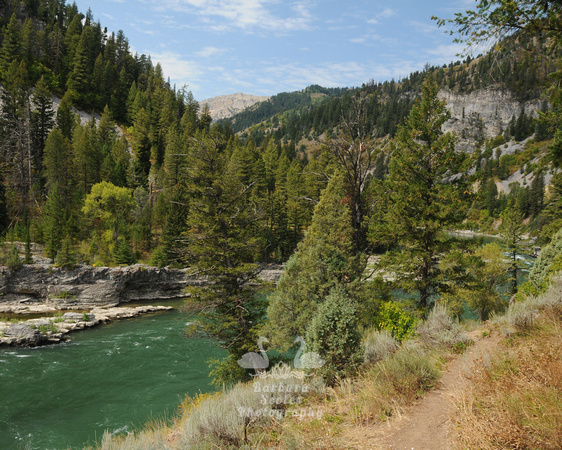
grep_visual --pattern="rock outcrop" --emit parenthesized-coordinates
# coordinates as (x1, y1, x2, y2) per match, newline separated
(0, 305, 173, 347)
(0, 264, 200, 309)
(201, 93, 270, 121)
(438, 87, 544, 152)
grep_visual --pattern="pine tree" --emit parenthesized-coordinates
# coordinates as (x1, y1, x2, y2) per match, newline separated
(267, 173, 363, 349)
(31, 76, 55, 183)
(56, 90, 77, 140)
(378, 77, 463, 310)
(67, 26, 95, 106)
(0, 14, 21, 75)
(184, 131, 264, 385)
(0, 167, 9, 236)
(500, 203, 525, 295)
(55, 235, 77, 269)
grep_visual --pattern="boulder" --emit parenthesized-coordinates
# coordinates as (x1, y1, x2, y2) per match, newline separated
(3, 323, 44, 345)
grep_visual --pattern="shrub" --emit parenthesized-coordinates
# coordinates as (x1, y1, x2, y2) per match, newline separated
(362, 329, 399, 365)
(416, 303, 470, 350)
(6, 244, 22, 271)
(376, 301, 418, 342)
(180, 382, 272, 448)
(529, 227, 562, 288)
(495, 277, 562, 334)
(306, 285, 363, 385)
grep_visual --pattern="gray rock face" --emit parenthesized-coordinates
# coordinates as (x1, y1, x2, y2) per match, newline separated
(200, 93, 270, 121)
(0, 264, 196, 308)
(3, 323, 45, 345)
(438, 88, 543, 152)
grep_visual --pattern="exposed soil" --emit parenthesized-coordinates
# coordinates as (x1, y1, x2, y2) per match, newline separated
(344, 330, 500, 449)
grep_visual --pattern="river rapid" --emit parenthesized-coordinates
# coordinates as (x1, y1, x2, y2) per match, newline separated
(0, 300, 224, 449)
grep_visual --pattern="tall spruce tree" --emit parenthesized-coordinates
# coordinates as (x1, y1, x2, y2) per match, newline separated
(377, 77, 464, 310)
(267, 173, 364, 350)
(183, 130, 264, 385)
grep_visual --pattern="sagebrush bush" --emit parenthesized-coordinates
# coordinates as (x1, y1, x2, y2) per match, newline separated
(180, 383, 265, 448)
(362, 329, 399, 365)
(496, 277, 562, 333)
(350, 347, 440, 425)
(180, 364, 314, 448)
(416, 303, 470, 349)
(306, 285, 363, 386)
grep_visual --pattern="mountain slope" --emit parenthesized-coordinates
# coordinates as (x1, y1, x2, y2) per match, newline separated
(201, 93, 270, 121)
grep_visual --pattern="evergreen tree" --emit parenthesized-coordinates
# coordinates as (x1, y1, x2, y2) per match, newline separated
(55, 235, 77, 269)
(56, 90, 77, 140)
(267, 173, 363, 349)
(0, 14, 21, 75)
(377, 77, 463, 310)
(31, 76, 55, 183)
(113, 235, 135, 265)
(500, 204, 525, 295)
(183, 131, 264, 385)
(0, 167, 9, 236)
(306, 285, 363, 386)
(161, 185, 189, 265)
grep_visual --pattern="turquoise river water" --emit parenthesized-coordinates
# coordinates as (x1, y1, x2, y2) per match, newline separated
(0, 300, 224, 449)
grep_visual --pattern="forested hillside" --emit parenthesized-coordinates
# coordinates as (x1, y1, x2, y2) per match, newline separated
(225, 33, 555, 148)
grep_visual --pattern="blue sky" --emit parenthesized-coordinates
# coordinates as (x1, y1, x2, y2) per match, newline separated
(72, 0, 476, 101)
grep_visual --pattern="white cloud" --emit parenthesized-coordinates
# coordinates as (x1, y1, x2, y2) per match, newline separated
(409, 20, 438, 34)
(426, 43, 466, 61)
(151, 0, 315, 32)
(367, 7, 395, 25)
(195, 46, 227, 57)
(150, 51, 204, 89)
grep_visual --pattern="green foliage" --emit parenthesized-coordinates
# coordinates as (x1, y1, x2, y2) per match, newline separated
(148, 244, 168, 268)
(376, 301, 418, 343)
(6, 244, 22, 271)
(267, 173, 364, 349)
(375, 77, 464, 309)
(435, 1, 562, 53)
(530, 227, 562, 287)
(113, 236, 135, 265)
(82, 181, 136, 263)
(463, 243, 509, 320)
(183, 132, 266, 385)
(306, 286, 363, 386)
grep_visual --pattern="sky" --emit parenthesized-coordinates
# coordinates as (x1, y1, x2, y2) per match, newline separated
(71, 0, 477, 102)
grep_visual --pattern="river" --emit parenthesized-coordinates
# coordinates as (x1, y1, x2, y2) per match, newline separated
(0, 299, 224, 449)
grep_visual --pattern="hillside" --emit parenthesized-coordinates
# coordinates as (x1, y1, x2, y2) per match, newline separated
(224, 33, 554, 152)
(200, 93, 270, 121)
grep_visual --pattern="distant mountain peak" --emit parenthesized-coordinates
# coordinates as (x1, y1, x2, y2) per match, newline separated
(201, 93, 270, 121)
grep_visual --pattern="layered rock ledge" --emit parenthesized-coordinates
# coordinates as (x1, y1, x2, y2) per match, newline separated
(0, 263, 284, 347)
(0, 264, 202, 309)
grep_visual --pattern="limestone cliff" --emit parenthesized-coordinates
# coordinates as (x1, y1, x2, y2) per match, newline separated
(0, 264, 199, 308)
(201, 93, 270, 121)
(438, 87, 544, 152)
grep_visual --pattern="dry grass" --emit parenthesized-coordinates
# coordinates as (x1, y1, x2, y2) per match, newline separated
(454, 303, 562, 449)
(258, 345, 441, 448)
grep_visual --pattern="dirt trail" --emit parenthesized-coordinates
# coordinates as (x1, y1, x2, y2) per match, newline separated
(345, 331, 500, 450)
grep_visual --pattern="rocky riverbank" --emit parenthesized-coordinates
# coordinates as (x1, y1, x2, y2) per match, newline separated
(0, 305, 173, 346)
(0, 262, 284, 347)
(0, 264, 202, 308)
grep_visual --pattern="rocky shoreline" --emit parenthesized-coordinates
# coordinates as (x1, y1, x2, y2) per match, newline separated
(0, 262, 284, 347)
(0, 304, 173, 346)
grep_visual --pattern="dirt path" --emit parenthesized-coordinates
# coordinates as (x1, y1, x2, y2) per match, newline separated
(344, 331, 500, 450)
